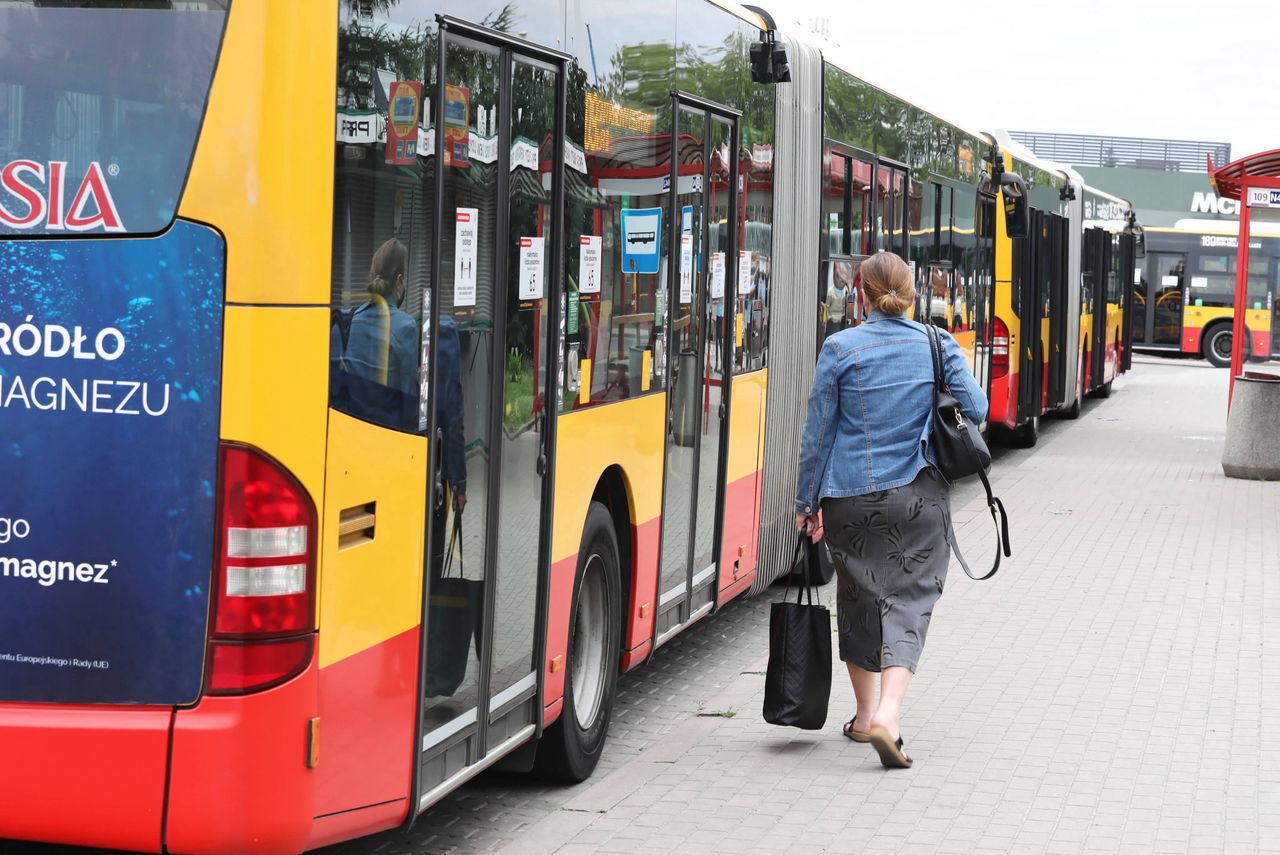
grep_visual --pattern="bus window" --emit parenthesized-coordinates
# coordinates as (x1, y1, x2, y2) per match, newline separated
(330, 17, 429, 433)
(825, 151, 850, 256)
(0, 2, 227, 236)
(561, 79, 670, 407)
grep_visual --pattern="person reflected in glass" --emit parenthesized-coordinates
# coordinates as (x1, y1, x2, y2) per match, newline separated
(333, 238, 419, 430)
(424, 310, 473, 703)
(793, 252, 988, 769)
(825, 261, 851, 338)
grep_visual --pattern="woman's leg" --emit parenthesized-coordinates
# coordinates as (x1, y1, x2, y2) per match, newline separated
(847, 663, 876, 731)
(870, 666, 913, 741)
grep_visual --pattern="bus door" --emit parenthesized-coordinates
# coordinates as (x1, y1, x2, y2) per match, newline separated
(1015, 208, 1044, 422)
(1083, 228, 1106, 386)
(1119, 232, 1137, 370)
(655, 95, 740, 644)
(420, 19, 567, 794)
(973, 192, 997, 396)
(1144, 251, 1186, 350)
(1272, 256, 1280, 357)
(1043, 212, 1068, 409)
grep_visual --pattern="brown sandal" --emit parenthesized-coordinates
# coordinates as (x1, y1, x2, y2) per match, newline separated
(868, 725, 912, 768)
(843, 718, 870, 743)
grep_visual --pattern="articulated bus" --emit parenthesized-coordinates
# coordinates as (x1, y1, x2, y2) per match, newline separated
(1132, 228, 1280, 366)
(820, 131, 1139, 448)
(0, 2, 1134, 853)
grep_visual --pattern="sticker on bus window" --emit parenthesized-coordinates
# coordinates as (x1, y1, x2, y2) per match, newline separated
(711, 252, 726, 299)
(738, 250, 752, 295)
(679, 235, 693, 304)
(1161, 275, 1178, 288)
(579, 235, 602, 294)
(1191, 276, 1208, 289)
(621, 208, 662, 274)
(454, 208, 478, 307)
(519, 236, 544, 301)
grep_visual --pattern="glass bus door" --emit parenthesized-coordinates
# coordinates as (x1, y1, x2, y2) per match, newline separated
(1149, 252, 1185, 348)
(1045, 213, 1068, 408)
(655, 97, 739, 644)
(1015, 208, 1044, 422)
(420, 21, 565, 798)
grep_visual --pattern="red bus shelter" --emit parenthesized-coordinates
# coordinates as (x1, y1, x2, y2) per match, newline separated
(1208, 149, 1280, 403)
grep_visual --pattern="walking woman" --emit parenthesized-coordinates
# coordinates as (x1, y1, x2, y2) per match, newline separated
(794, 252, 987, 768)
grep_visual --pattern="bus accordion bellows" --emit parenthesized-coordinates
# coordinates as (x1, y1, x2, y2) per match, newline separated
(0, 1, 1137, 852)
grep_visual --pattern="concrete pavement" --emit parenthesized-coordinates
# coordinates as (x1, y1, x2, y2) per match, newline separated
(494, 357, 1280, 854)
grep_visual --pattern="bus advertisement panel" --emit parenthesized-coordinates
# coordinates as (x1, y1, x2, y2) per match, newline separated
(0, 224, 225, 705)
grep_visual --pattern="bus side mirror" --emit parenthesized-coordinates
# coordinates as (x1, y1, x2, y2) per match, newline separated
(1000, 173, 1029, 239)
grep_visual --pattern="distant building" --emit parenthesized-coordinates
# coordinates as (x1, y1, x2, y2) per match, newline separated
(1009, 131, 1237, 231)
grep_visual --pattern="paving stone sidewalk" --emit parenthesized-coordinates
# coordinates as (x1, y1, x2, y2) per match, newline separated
(503, 358, 1280, 855)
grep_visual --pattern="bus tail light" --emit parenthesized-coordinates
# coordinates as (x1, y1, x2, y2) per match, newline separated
(992, 318, 1010, 379)
(208, 444, 317, 695)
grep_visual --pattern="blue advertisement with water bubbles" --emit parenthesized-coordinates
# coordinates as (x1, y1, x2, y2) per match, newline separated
(0, 220, 224, 705)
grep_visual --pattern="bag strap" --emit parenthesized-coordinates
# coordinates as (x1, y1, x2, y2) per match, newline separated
(442, 511, 464, 578)
(946, 465, 1011, 581)
(781, 535, 816, 606)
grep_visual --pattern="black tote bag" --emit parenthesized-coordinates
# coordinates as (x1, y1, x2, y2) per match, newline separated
(762, 536, 832, 730)
(425, 515, 483, 698)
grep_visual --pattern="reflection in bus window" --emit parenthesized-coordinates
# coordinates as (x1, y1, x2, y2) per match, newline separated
(330, 16, 429, 434)
(824, 260, 854, 338)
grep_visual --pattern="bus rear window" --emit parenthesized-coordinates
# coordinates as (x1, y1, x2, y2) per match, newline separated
(0, 2, 227, 236)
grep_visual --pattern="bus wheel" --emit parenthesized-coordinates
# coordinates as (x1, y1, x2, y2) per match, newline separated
(1203, 324, 1233, 368)
(534, 502, 621, 784)
(1010, 414, 1039, 448)
(1091, 380, 1113, 399)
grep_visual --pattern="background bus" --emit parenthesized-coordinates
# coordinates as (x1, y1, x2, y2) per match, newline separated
(1132, 228, 1280, 366)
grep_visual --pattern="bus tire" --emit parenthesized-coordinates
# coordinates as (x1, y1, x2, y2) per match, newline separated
(1091, 380, 1113, 400)
(1203, 323, 1233, 368)
(534, 502, 621, 784)
(1010, 414, 1039, 448)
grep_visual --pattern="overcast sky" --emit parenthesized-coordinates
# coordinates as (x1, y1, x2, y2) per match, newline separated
(779, 0, 1276, 162)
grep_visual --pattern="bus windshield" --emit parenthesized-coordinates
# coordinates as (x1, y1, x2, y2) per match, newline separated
(0, 2, 228, 236)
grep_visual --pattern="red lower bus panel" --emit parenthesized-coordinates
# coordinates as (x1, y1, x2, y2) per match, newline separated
(307, 799, 408, 851)
(314, 626, 418, 818)
(165, 659, 319, 855)
(0, 703, 171, 852)
(629, 517, 660, 650)
(988, 371, 1015, 429)
(718, 469, 762, 596)
(1252, 329, 1270, 358)
(542, 553, 577, 725)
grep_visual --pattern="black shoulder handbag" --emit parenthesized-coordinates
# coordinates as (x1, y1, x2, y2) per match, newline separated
(762, 535, 831, 730)
(925, 322, 1011, 580)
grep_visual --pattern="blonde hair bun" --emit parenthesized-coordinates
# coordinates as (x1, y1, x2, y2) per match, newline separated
(859, 252, 915, 317)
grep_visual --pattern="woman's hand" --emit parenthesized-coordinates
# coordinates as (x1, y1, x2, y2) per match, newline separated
(795, 511, 824, 542)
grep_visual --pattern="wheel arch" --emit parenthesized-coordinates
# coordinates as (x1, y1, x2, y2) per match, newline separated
(591, 465, 634, 663)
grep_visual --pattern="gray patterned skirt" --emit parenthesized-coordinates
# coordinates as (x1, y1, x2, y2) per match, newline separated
(823, 467, 951, 674)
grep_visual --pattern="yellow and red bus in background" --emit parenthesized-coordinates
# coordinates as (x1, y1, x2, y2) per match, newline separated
(0, 3, 1135, 853)
(1132, 227, 1280, 366)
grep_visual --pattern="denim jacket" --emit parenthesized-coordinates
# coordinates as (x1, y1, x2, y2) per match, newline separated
(794, 311, 989, 514)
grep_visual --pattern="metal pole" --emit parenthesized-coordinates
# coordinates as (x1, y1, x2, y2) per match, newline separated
(1229, 191, 1252, 408)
